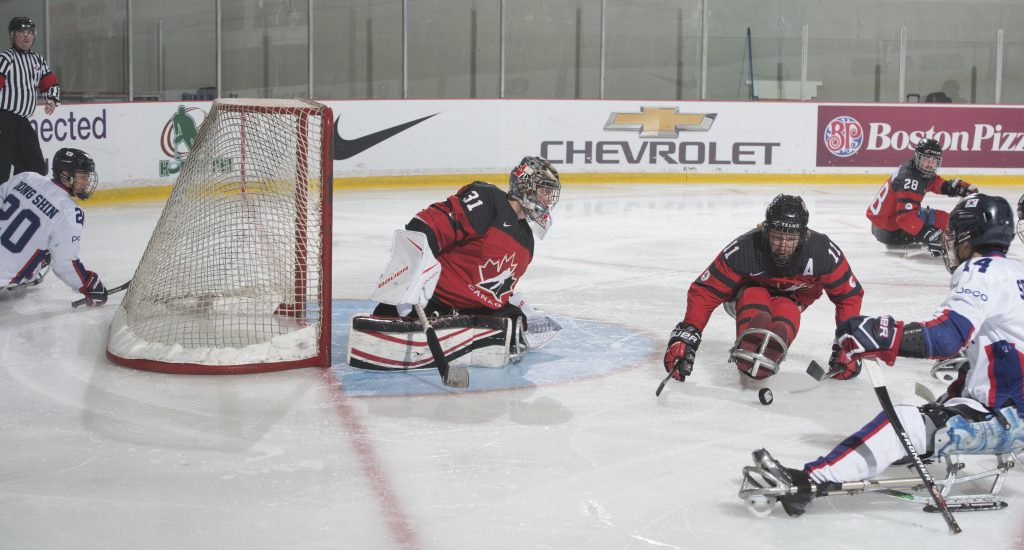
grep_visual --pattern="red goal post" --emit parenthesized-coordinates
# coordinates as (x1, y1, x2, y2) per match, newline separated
(107, 98, 333, 374)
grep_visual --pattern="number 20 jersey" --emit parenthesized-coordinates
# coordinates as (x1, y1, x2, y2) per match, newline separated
(0, 171, 91, 289)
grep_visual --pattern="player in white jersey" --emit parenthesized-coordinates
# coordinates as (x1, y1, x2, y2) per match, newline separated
(0, 148, 107, 306)
(745, 194, 1023, 517)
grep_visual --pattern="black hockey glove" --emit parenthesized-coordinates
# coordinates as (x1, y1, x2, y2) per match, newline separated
(78, 271, 108, 307)
(941, 178, 977, 198)
(920, 226, 944, 257)
(663, 322, 701, 382)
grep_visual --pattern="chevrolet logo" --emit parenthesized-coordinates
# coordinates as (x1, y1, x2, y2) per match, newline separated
(604, 107, 716, 138)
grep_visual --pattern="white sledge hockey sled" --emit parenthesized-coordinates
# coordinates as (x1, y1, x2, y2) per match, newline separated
(739, 407, 1024, 517)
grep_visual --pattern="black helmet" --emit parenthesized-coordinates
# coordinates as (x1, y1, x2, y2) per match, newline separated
(942, 194, 1014, 273)
(764, 194, 809, 265)
(913, 138, 942, 177)
(8, 17, 35, 34)
(765, 194, 809, 234)
(52, 148, 98, 200)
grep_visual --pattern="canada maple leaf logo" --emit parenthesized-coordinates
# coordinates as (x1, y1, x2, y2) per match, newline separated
(477, 254, 518, 301)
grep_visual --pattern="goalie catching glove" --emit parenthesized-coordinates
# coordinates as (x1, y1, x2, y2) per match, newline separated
(833, 315, 904, 367)
(663, 322, 701, 381)
(78, 271, 107, 307)
(370, 230, 441, 316)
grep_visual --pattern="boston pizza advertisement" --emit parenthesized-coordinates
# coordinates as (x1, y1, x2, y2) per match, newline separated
(817, 104, 1024, 169)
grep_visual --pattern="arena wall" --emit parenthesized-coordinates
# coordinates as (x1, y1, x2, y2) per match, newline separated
(28, 99, 1024, 202)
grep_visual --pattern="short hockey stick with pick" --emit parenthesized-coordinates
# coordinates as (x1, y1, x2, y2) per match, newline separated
(72, 280, 131, 308)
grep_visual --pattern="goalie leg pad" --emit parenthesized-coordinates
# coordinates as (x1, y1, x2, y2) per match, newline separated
(348, 314, 512, 370)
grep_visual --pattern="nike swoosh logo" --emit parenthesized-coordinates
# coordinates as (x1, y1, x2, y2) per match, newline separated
(503, 222, 513, 227)
(333, 113, 437, 160)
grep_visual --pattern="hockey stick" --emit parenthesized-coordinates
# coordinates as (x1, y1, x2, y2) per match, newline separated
(71, 280, 131, 308)
(864, 360, 961, 535)
(806, 359, 845, 381)
(414, 303, 469, 389)
(655, 359, 692, 397)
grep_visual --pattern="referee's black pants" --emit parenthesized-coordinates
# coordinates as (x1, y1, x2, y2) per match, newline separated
(0, 109, 45, 184)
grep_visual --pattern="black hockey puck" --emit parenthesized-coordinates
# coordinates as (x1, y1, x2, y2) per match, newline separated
(758, 387, 773, 406)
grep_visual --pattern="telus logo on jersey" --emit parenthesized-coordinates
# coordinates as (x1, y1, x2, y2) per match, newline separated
(473, 254, 518, 307)
(540, 106, 780, 166)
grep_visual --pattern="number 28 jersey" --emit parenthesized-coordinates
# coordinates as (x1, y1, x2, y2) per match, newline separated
(0, 171, 92, 290)
(866, 159, 946, 235)
(406, 181, 534, 311)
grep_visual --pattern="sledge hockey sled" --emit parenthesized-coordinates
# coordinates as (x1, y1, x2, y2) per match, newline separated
(739, 407, 1024, 517)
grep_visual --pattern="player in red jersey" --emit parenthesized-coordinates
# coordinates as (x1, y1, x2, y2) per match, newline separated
(372, 156, 560, 320)
(662, 194, 865, 384)
(866, 138, 977, 256)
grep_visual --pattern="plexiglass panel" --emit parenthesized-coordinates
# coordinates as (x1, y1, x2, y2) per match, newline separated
(604, 0, 702, 100)
(50, 0, 128, 102)
(313, 0, 403, 99)
(505, 0, 602, 99)
(407, 0, 501, 98)
(222, 0, 310, 99)
(132, 1, 216, 101)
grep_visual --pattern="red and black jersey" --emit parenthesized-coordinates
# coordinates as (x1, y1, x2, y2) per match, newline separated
(406, 181, 534, 311)
(682, 228, 863, 331)
(866, 158, 947, 235)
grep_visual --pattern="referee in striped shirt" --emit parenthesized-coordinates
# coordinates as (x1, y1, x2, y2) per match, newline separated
(0, 17, 60, 184)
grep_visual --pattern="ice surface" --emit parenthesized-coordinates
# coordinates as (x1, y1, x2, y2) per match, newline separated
(2, 184, 1022, 549)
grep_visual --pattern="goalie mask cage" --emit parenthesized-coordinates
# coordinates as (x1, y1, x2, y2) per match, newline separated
(107, 99, 333, 374)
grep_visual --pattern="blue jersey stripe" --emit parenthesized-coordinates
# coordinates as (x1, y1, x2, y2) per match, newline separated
(805, 411, 889, 473)
(988, 342, 1024, 412)
(923, 309, 975, 358)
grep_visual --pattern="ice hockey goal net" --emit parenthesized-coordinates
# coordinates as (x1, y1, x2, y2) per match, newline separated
(107, 98, 333, 374)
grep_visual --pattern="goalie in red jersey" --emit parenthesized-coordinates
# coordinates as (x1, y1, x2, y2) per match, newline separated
(349, 157, 563, 371)
(866, 138, 978, 256)
(662, 194, 865, 384)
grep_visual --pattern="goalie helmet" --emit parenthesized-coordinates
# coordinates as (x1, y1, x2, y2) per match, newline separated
(942, 194, 1014, 273)
(52, 148, 98, 200)
(508, 156, 561, 237)
(913, 138, 943, 177)
(763, 194, 809, 265)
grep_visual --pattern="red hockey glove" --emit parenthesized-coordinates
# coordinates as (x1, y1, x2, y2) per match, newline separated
(834, 315, 904, 367)
(827, 342, 862, 380)
(663, 322, 701, 381)
(78, 271, 108, 307)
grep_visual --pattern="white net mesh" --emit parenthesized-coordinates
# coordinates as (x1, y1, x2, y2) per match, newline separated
(108, 99, 331, 371)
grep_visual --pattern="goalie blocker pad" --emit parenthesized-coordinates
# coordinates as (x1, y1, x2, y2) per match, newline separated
(348, 314, 513, 370)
